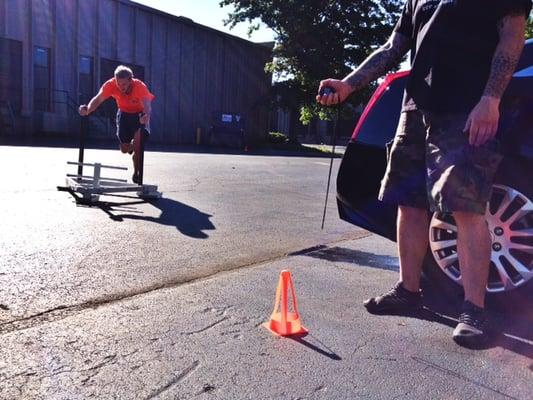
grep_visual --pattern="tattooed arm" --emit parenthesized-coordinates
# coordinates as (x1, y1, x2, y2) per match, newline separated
(464, 14, 526, 146)
(317, 32, 411, 106)
(343, 32, 411, 92)
(483, 14, 526, 99)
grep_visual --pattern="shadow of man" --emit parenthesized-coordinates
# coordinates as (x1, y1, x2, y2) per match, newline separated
(97, 196, 215, 239)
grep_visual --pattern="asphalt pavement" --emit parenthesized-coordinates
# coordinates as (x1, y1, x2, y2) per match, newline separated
(0, 145, 360, 327)
(0, 144, 531, 399)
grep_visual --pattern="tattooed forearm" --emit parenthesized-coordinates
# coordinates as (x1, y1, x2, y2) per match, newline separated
(483, 14, 526, 99)
(483, 53, 521, 98)
(343, 32, 410, 91)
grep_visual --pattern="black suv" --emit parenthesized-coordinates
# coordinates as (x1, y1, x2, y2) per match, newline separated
(337, 39, 533, 307)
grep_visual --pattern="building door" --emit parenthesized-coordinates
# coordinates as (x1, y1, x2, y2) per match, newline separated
(33, 46, 51, 112)
(0, 37, 23, 114)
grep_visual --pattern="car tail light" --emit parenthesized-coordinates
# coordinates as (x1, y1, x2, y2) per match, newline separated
(351, 71, 410, 140)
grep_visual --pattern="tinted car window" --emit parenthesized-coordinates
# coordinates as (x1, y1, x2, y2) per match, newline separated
(355, 77, 407, 147)
(516, 39, 533, 71)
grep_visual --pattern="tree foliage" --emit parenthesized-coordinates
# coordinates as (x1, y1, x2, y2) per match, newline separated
(526, 15, 533, 39)
(220, 0, 404, 124)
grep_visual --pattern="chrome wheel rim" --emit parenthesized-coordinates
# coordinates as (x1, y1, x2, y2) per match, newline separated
(429, 184, 533, 294)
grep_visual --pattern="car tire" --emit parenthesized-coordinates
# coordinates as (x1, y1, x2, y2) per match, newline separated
(423, 157, 533, 312)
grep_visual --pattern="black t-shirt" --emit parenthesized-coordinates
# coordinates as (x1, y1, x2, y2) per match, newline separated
(395, 0, 532, 113)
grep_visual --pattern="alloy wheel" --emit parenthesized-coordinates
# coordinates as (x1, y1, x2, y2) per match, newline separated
(429, 184, 533, 293)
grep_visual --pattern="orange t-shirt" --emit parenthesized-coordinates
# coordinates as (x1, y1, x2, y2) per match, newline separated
(101, 78, 155, 113)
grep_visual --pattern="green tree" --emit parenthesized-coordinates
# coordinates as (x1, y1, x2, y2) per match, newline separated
(526, 15, 533, 39)
(220, 0, 403, 129)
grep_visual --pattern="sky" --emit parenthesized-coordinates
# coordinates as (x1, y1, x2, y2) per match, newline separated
(130, 0, 276, 43)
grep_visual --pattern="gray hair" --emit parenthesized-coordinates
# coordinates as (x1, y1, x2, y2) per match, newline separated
(114, 65, 133, 80)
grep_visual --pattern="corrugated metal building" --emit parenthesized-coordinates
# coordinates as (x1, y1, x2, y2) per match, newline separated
(0, 0, 273, 145)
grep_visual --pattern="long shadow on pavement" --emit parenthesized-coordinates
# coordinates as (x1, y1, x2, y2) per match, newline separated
(297, 245, 399, 272)
(288, 332, 342, 361)
(303, 245, 533, 359)
(79, 195, 215, 239)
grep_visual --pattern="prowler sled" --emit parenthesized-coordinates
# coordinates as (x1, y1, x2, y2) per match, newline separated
(58, 117, 161, 204)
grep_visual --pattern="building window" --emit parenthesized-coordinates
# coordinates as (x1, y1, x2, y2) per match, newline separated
(34, 46, 51, 112)
(79, 55, 94, 104)
(79, 55, 92, 75)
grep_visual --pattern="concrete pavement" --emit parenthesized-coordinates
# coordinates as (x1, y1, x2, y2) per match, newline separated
(1, 234, 531, 400)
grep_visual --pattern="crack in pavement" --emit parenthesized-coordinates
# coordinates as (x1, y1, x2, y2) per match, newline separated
(182, 317, 228, 335)
(143, 361, 200, 400)
(351, 339, 372, 357)
(85, 354, 118, 372)
(2, 354, 118, 383)
(0, 232, 369, 336)
(80, 355, 118, 386)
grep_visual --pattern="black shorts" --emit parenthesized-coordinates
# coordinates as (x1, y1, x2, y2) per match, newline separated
(116, 111, 150, 144)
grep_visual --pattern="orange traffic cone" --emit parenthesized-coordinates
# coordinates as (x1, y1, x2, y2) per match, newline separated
(263, 270, 308, 336)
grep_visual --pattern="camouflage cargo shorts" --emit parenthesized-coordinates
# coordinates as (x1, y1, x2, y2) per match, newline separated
(378, 110, 503, 215)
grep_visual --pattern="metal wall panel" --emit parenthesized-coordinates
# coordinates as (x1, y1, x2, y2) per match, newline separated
(5, 0, 27, 41)
(178, 24, 194, 143)
(206, 35, 224, 119)
(98, 0, 116, 59)
(236, 41, 249, 111)
(192, 28, 208, 136)
(164, 22, 180, 144)
(245, 46, 270, 139)
(32, 0, 53, 47)
(78, 0, 97, 56)
(239, 43, 253, 138)
(149, 15, 166, 143)
(54, 0, 76, 97)
(0, 0, 6, 37)
(117, 2, 134, 62)
(134, 9, 150, 66)
(222, 38, 240, 113)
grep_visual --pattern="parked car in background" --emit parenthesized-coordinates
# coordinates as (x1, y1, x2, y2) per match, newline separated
(337, 39, 533, 308)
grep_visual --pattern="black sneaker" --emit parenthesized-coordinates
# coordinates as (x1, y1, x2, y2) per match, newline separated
(364, 282, 422, 314)
(453, 301, 490, 348)
(132, 173, 140, 184)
